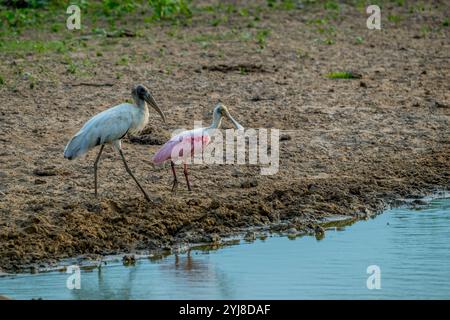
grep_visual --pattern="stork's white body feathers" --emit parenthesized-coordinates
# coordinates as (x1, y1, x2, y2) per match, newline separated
(62, 84, 165, 201)
(64, 103, 149, 160)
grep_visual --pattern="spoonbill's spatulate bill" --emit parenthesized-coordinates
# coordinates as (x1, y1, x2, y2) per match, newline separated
(64, 84, 166, 201)
(153, 103, 243, 191)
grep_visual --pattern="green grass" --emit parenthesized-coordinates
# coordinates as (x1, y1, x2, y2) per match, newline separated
(0, 39, 68, 53)
(255, 29, 271, 48)
(326, 71, 360, 79)
(116, 55, 130, 66)
(210, 16, 228, 27)
(388, 14, 402, 23)
(267, 0, 297, 10)
(324, 1, 340, 11)
(322, 38, 335, 45)
(66, 62, 78, 75)
(0, 75, 4, 86)
(148, 0, 192, 20)
(443, 18, 449, 27)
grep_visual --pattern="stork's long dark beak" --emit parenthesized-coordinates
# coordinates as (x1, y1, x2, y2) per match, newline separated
(144, 92, 166, 123)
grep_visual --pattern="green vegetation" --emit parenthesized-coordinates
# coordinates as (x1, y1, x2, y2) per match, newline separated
(255, 29, 271, 49)
(307, 18, 337, 45)
(0, 74, 4, 86)
(0, 38, 67, 53)
(324, 1, 340, 11)
(66, 62, 78, 74)
(267, 0, 297, 10)
(148, 0, 191, 20)
(388, 14, 402, 23)
(0, 0, 445, 58)
(326, 71, 360, 79)
(116, 55, 130, 66)
(355, 36, 364, 44)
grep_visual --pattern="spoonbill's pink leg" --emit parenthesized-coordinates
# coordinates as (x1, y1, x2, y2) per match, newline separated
(183, 163, 192, 191)
(171, 161, 178, 192)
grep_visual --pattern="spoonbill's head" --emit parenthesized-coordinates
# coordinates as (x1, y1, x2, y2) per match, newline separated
(213, 103, 244, 130)
(132, 84, 166, 123)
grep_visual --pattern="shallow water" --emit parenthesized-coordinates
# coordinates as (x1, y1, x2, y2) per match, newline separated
(1, 198, 449, 300)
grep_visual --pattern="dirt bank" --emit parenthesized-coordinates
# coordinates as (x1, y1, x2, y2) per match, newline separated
(0, 1, 449, 272)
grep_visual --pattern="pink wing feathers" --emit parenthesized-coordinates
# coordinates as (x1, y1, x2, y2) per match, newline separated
(153, 129, 211, 164)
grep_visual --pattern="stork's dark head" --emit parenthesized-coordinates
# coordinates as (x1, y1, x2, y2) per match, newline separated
(131, 84, 166, 123)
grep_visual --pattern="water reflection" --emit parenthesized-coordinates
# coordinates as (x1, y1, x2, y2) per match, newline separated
(1, 198, 449, 299)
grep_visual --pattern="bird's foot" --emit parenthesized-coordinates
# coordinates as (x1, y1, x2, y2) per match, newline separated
(143, 192, 152, 202)
(171, 179, 178, 193)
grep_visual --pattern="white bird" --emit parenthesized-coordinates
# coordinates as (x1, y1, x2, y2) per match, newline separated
(64, 84, 166, 201)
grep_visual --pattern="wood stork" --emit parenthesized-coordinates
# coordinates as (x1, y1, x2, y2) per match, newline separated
(64, 84, 166, 201)
(152, 103, 243, 191)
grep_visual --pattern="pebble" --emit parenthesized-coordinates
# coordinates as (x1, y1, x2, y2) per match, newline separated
(244, 231, 256, 242)
(122, 255, 136, 266)
(240, 178, 258, 188)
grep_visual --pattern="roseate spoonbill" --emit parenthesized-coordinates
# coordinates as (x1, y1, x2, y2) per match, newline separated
(64, 84, 166, 201)
(153, 103, 243, 191)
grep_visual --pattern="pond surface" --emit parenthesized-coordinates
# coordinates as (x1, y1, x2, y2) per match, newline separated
(1, 198, 449, 300)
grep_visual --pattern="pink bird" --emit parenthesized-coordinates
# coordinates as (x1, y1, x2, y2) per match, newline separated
(153, 103, 243, 191)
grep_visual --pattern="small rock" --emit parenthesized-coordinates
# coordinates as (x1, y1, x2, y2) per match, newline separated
(209, 200, 221, 209)
(433, 101, 448, 109)
(231, 169, 243, 177)
(412, 199, 427, 206)
(34, 179, 46, 185)
(240, 178, 258, 188)
(187, 199, 201, 206)
(314, 225, 325, 240)
(122, 255, 136, 266)
(209, 233, 221, 243)
(148, 175, 161, 182)
(244, 231, 256, 242)
(33, 167, 58, 176)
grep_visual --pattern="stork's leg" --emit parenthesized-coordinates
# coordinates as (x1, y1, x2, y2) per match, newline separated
(118, 149, 151, 202)
(183, 163, 192, 191)
(171, 161, 178, 192)
(94, 144, 105, 197)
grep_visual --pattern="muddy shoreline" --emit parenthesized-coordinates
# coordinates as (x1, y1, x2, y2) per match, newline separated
(1, 187, 449, 275)
(1, 1, 449, 273)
